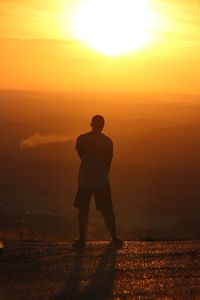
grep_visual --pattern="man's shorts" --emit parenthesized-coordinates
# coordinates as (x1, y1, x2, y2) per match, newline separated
(74, 183, 113, 211)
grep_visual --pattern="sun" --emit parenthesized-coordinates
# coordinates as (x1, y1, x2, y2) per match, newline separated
(73, 0, 157, 56)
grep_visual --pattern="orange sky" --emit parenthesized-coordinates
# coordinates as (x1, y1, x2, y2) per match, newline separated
(0, 0, 200, 93)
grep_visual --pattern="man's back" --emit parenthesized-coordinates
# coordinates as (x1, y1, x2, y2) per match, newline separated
(76, 131, 113, 186)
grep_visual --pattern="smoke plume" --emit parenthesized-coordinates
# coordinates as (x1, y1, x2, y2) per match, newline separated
(21, 132, 75, 150)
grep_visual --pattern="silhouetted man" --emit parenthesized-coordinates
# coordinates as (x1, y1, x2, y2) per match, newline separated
(73, 115, 123, 248)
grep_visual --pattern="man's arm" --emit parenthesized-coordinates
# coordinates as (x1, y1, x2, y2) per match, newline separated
(76, 136, 83, 159)
(105, 139, 113, 171)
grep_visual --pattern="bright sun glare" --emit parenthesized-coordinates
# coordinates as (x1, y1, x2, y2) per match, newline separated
(73, 0, 157, 56)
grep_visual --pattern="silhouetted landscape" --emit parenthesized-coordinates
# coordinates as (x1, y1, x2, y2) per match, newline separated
(1, 90, 200, 241)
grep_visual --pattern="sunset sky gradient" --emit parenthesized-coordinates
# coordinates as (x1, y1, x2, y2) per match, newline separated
(0, 0, 200, 93)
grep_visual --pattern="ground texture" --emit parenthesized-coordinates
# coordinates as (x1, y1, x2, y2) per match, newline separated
(0, 241, 200, 300)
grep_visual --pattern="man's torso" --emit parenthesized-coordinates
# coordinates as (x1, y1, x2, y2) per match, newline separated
(76, 131, 113, 186)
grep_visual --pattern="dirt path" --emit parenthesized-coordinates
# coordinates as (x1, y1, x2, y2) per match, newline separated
(0, 241, 200, 299)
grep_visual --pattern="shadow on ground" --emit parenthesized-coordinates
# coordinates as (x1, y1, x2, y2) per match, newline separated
(54, 244, 118, 300)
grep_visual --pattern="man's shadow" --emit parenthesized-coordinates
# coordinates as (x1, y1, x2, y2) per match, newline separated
(53, 247, 85, 300)
(53, 244, 119, 300)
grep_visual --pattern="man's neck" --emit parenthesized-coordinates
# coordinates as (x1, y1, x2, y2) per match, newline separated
(91, 129, 102, 134)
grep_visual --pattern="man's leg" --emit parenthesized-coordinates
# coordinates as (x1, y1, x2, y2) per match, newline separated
(78, 207, 89, 242)
(100, 209, 117, 241)
(72, 207, 89, 248)
(95, 184, 123, 246)
(73, 185, 92, 247)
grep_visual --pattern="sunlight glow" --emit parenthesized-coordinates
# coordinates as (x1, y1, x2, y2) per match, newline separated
(73, 0, 158, 56)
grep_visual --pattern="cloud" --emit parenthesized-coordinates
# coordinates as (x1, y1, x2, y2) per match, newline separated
(20, 132, 75, 150)
(0, 0, 76, 40)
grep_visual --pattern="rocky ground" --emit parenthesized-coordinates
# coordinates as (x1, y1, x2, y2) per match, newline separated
(0, 241, 200, 299)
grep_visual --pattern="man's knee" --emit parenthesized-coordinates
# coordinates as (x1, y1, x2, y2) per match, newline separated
(79, 207, 89, 217)
(100, 208, 115, 217)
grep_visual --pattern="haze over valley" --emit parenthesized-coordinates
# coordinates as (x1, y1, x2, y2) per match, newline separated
(1, 90, 200, 240)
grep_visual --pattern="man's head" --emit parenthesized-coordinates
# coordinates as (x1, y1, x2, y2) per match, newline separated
(91, 115, 105, 132)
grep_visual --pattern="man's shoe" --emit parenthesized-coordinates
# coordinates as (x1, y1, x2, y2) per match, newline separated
(72, 239, 85, 249)
(110, 238, 124, 247)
